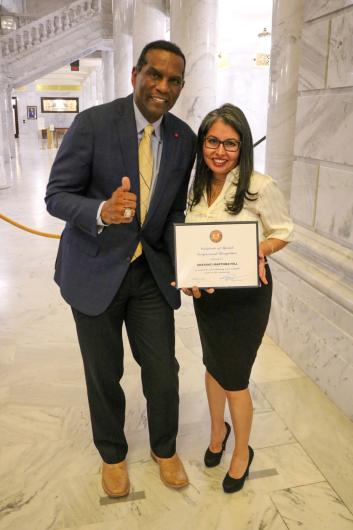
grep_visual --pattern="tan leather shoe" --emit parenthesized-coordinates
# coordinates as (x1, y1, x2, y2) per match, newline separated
(151, 451, 189, 489)
(102, 460, 130, 497)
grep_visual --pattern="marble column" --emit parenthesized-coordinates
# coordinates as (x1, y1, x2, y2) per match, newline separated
(96, 64, 103, 106)
(113, 0, 133, 98)
(170, 0, 218, 132)
(132, 0, 167, 64)
(5, 85, 16, 160)
(102, 51, 115, 103)
(90, 70, 98, 107)
(81, 81, 87, 111)
(82, 76, 92, 111)
(265, 0, 305, 200)
(0, 78, 14, 189)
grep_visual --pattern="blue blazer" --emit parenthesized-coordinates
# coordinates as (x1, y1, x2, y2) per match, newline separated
(45, 94, 196, 316)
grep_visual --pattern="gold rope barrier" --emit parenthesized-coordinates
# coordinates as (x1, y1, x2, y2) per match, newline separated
(1, 136, 267, 241)
(0, 213, 61, 239)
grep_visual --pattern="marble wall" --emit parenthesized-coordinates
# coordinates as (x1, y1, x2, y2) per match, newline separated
(293, 2, 353, 247)
(268, 0, 353, 419)
(304, 0, 353, 21)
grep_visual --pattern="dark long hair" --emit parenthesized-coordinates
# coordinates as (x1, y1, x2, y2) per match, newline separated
(190, 104, 256, 215)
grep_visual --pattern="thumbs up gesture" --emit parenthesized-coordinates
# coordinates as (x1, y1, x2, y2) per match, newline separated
(101, 176, 137, 225)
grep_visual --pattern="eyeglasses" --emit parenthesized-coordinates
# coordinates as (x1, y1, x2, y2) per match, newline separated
(204, 136, 241, 152)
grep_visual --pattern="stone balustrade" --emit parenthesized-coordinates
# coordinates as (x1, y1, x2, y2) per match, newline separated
(0, 0, 101, 59)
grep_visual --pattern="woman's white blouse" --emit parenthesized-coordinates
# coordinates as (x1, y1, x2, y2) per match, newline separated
(185, 167, 294, 242)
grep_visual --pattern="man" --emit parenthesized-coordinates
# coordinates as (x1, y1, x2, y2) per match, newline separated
(45, 40, 196, 497)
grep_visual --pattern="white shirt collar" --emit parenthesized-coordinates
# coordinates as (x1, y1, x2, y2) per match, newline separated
(228, 166, 240, 184)
(133, 100, 163, 140)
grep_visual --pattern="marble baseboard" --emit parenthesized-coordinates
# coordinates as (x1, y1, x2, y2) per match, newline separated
(267, 256, 353, 419)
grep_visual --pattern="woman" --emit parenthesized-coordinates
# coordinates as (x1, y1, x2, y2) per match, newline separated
(182, 104, 293, 493)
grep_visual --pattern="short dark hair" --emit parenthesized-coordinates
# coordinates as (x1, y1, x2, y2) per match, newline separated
(190, 104, 255, 215)
(135, 40, 186, 77)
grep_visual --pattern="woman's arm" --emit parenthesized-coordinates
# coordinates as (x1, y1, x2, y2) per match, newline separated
(258, 238, 288, 285)
(260, 237, 288, 257)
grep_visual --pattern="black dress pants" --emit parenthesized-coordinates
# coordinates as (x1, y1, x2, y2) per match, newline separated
(72, 255, 179, 464)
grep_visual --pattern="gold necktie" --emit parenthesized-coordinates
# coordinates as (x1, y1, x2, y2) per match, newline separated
(132, 124, 154, 261)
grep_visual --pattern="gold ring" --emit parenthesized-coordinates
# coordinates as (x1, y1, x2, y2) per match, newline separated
(123, 208, 133, 218)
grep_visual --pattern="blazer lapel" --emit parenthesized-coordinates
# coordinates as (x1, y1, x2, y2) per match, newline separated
(146, 113, 182, 222)
(112, 94, 141, 222)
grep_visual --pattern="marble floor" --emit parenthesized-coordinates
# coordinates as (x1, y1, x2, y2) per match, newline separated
(0, 138, 353, 530)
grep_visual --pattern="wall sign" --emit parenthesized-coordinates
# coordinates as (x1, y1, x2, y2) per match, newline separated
(40, 97, 79, 113)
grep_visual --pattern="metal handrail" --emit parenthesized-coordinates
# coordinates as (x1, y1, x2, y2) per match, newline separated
(253, 135, 266, 148)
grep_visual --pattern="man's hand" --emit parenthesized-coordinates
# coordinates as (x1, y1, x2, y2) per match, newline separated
(171, 282, 215, 298)
(101, 177, 137, 224)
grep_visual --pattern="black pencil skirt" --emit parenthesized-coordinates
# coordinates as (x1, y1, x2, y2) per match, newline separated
(193, 265, 272, 391)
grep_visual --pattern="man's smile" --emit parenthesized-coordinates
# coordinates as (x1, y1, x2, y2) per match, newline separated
(150, 96, 168, 103)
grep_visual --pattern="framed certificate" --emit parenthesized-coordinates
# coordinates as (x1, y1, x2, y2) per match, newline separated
(174, 221, 259, 289)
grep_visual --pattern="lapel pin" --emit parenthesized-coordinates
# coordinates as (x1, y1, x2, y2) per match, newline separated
(174, 132, 180, 139)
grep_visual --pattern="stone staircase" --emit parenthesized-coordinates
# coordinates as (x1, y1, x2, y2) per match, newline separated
(0, 0, 113, 87)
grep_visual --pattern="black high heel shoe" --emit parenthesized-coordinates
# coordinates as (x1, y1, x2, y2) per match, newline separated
(204, 422, 231, 468)
(222, 446, 254, 493)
